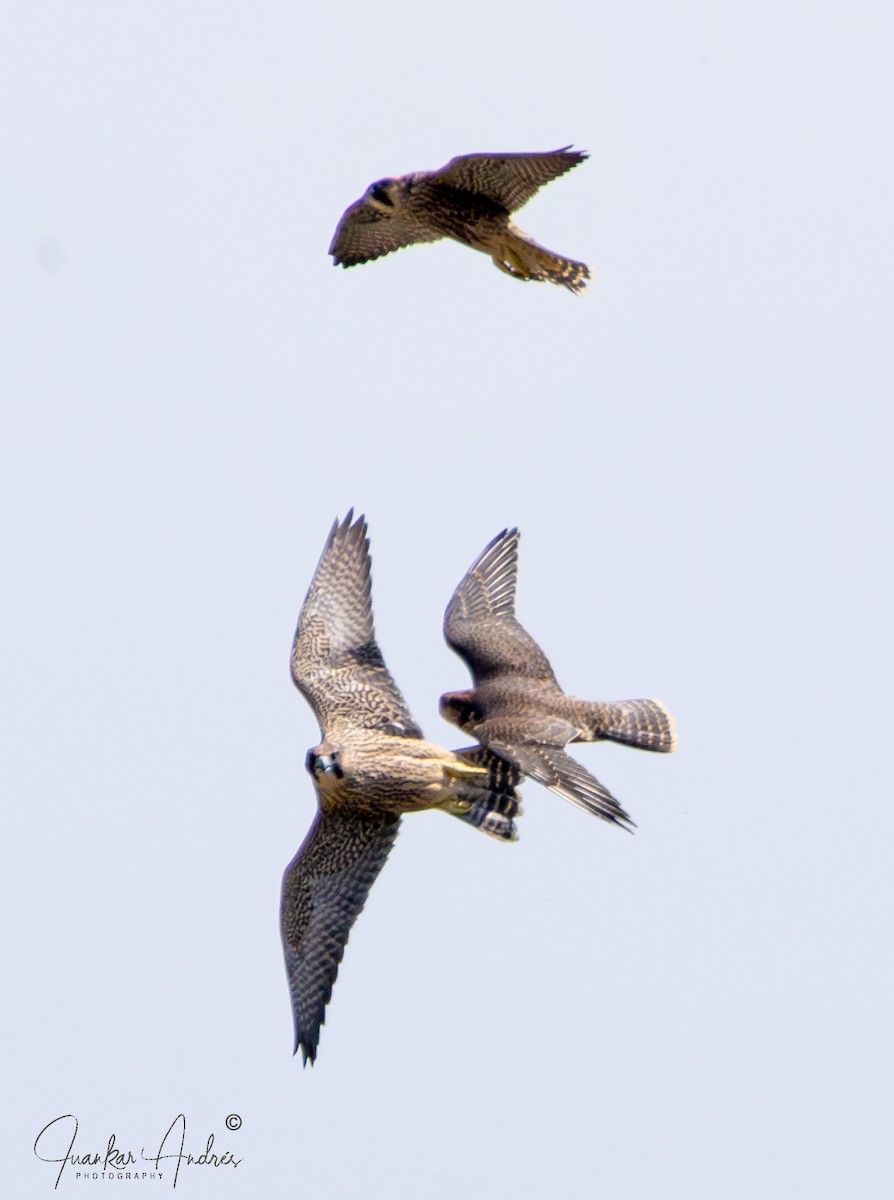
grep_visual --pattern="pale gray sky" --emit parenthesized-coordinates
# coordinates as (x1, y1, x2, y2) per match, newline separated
(4, 2, 892, 1197)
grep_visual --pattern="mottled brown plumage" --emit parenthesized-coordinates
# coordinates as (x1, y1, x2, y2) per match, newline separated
(440, 529, 676, 831)
(282, 512, 521, 1065)
(329, 147, 590, 291)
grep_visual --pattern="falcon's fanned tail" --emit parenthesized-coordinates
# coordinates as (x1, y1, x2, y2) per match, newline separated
(578, 699, 676, 753)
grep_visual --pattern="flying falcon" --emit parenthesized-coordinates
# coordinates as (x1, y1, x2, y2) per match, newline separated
(281, 512, 521, 1065)
(329, 147, 590, 292)
(440, 529, 676, 830)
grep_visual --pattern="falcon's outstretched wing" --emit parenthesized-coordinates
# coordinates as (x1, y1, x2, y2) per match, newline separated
(290, 511, 423, 738)
(444, 528, 557, 684)
(486, 739, 634, 831)
(329, 198, 441, 267)
(435, 147, 588, 213)
(281, 806, 401, 1065)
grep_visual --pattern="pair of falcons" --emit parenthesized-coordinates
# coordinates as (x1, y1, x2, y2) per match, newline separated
(329, 146, 590, 292)
(282, 513, 676, 1064)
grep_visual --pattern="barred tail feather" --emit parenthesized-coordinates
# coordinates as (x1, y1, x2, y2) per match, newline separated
(442, 794, 520, 841)
(527, 243, 590, 293)
(582, 699, 676, 753)
(440, 746, 523, 841)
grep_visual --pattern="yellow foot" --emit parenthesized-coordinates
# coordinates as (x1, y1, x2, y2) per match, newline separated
(493, 252, 530, 281)
(443, 759, 489, 779)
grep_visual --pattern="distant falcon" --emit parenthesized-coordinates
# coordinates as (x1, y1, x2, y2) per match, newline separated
(440, 529, 676, 830)
(329, 147, 590, 292)
(281, 512, 521, 1065)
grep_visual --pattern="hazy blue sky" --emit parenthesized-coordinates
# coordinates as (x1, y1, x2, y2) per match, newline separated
(4, 2, 892, 1197)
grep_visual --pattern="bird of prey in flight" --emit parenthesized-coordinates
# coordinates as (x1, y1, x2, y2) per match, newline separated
(440, 529, 676, 831)
(281, 512, 521, 1065)
(329, 147, 590, 291)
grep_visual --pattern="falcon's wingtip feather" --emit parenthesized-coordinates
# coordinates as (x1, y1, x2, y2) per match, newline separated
(325, 508, 369, 553)
(475, 526, 520, 568)
(296, 1035, 318, 1067)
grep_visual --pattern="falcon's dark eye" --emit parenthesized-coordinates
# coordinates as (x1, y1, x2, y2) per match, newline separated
(368, 182, 394, 208)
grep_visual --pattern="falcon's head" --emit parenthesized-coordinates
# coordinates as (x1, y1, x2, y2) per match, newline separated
(305, 742, 345, 784)
(363, 178, 401, 213)
(439, 690, 480, 734)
